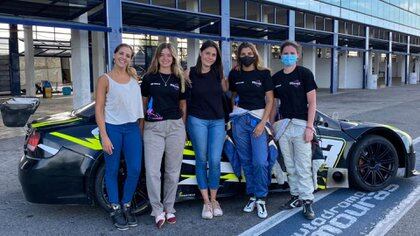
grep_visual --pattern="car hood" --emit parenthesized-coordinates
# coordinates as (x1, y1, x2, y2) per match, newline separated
(29, 112, 83, 129)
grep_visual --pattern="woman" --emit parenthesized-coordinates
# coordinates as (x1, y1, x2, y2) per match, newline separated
(141, 43, 187, 229)
(271, 40, 318, 220)
(185, 40, 228, 220)
(228, 42, 274, 219)
(95, 43, 144, 230)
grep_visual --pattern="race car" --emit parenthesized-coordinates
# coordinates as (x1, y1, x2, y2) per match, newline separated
(18, 102, 417, 214)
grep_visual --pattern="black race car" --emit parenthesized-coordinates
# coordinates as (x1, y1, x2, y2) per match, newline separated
(18, 102, 417, 214)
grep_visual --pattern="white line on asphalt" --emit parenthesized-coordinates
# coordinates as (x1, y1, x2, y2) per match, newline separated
(367, 185, 420, 236)
(239, 189, 337, 236)
(413, 136, 420, 145)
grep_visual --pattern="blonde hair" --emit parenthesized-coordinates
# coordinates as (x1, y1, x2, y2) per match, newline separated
(113, 43, 138, 80)
(235, 42, 268, 71)
(146, 43, 186, 92)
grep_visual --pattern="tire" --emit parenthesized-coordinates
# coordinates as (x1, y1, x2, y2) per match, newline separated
(94, 163, 150, 214)
(349, 135, 398, 192)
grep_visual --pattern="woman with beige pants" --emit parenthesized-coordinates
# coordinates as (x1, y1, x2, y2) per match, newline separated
(141, 43, 187, 229)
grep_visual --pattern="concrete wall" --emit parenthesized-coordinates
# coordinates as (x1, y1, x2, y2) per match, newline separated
(315, 57, 331, 88)
(346, 56, 363, 88)
(19, 57, 62, 87)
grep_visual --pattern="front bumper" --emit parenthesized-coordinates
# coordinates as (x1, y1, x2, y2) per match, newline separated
(405, 150, 418, 177)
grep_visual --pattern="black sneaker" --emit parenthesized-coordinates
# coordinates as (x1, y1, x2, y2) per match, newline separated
(123, 202, 138, 227)
(302, 200, 315, 220)
(280, 195, 302, 210)
(110, 204, 129, 230)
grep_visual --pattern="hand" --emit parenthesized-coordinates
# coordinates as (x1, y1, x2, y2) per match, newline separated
(304, 128, 314, 143)
(101, 135, 114, 155)
(253, 122, 265, 137)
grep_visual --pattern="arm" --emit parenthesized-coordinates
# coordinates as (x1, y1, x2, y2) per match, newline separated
(253, 91, 274, 137)
(230, 91, 237, 108)
(270, 98, 278, 124)
(141, 97, 148, 133)
(95, 76, 113, 154)
(304, 89, 317, 142)
(179, 100, 187, 123)
(221, 77, 229, 92)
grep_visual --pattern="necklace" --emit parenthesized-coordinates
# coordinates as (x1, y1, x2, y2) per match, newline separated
(159, 73, 171, 86)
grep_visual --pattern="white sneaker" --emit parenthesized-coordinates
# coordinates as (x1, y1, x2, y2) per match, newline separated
(243, 197, 257, 213)
(212, 200, 223, 217)
(256, 199, 268, 219)
(202, 202, 213, 219)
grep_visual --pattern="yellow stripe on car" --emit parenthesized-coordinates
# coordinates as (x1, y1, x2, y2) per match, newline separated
(183, 149, 195, 156)
(31, 118, 81, 128)
(50, 132, 102, 150)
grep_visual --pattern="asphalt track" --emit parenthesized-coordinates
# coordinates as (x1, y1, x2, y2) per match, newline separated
(241, 141, 420, 236)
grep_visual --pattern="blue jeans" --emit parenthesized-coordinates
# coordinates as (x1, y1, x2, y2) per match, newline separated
(187, 115, 226, 190)
(104, 122, 142, 205)
(232, 113, 269, 198)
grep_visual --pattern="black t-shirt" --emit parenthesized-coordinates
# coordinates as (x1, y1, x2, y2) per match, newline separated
(228, 69, 273, 110)
(187, 67, 224, 120)
(272, 66, 317, 121)
(141, 72, 186, 122)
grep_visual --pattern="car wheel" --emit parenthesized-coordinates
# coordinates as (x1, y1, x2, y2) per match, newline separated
(94, 163, 150, 214)
(349, 135, 398, 192)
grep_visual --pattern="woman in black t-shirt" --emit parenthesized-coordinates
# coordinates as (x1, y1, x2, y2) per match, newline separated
(141, 43, 187, 228)
(271, 40, 318, 220)
(228, 42, 274, 219)
(185, 40, 228, 220)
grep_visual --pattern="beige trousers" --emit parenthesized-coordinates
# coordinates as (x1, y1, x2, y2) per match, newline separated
(143, 118, 186, 217)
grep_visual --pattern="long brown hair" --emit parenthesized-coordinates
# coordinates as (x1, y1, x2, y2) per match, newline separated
(146, 43, 185, 92)
(196, 40, 224, 79)
(113, 43, 138, 79)
(235, 42, 267, 71)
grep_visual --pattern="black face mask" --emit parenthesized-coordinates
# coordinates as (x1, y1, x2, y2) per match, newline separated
(239, 56, 256, 67)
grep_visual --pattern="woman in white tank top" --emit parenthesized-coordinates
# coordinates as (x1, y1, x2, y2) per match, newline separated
(95, 43, 144, 230)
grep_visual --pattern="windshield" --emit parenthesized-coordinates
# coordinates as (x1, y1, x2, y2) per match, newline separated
(72, 102, 95, 118)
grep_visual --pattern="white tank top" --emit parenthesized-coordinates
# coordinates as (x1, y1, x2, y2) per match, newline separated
(104, 74, 144, 125)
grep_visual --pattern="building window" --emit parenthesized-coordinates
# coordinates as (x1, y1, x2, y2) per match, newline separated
(152, 0, 175, 8)
(315, 16, 324, 31)
(246, 1, 260, 21)
(231, 0, 245, 18)
(178, 0, 199, 11)
(296, 11, 304, 28)
(276, 7, 288, 26)
(339, 20, 346, 34)
(305, 13, 315, 29)
(262, 4, 275, 24)
(201, 0, 219, 15)
(132, 0, 150, 3)
(325, 18, 333, 32)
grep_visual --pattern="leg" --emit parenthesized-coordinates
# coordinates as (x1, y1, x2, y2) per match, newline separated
(104, 123, 123, 205)
(187, 115, 210, 202)
(292, 126, 314, 201)
(250, 127, 269, 198)
(232, 115, 254, 196)
(121, 123, 142, 204)
(143, 121, 166, 217)
(279, 131, 299, 197)
(207, 119, 226, 197)
(163, 119, 186, 214)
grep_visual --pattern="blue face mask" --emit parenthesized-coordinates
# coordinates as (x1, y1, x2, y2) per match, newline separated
(281, 54, 298, 67)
